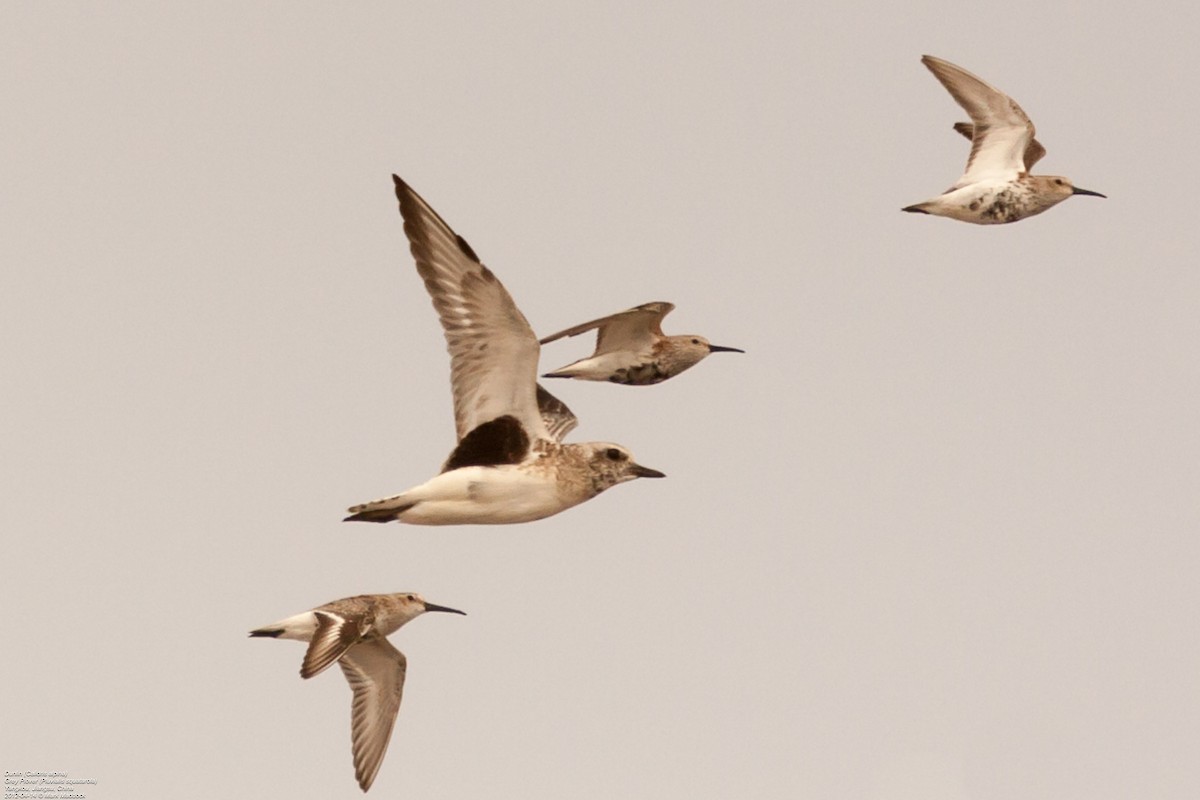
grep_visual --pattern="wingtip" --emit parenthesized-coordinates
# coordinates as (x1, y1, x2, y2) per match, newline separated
(901, 204, 930, 215)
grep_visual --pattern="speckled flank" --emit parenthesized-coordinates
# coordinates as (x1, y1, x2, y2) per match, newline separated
(610, 362, 668, 385)
(982, 188, 1023, 223)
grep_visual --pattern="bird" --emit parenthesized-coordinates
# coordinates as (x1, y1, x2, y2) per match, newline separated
(344, 176, 665, 525)
(902, 54, 1105, 224)
(538, 301, 744, 385)
(250, 592, 466, 792)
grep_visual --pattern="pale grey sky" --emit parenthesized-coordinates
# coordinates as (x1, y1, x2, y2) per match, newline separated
(3, 3, 1198, 799)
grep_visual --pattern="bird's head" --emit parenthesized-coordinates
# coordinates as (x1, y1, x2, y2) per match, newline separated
(584, 443, 666, 490)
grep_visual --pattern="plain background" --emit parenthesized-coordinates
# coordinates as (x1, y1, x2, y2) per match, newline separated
(3, 3, 1197, 798)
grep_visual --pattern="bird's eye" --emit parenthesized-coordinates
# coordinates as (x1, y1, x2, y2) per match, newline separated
(406, 594, 415, 601)
(1055, 179, 1064, 185)
(605, 448, 624, 461)
(691, 338, 701, 345)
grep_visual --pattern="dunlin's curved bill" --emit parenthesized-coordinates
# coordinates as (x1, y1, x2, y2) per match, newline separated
(902, 55, 1105, 224)
(344, 176, 665, 525)
(539, 301, 743, 385)
(250, 592, 465, 792)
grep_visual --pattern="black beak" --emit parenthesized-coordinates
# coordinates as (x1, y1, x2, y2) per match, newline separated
(424, 602, 467, 616)
(708, 344, 745, 354)
(630, 463, 666, 479)
(1072, 186, 1106, 198)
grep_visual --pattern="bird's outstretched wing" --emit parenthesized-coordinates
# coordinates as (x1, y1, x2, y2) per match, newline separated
(339, 637, 407, 792)
(393, 175, 548, 444)
(539, 301, 674, 355)
(922, 55, 1036, 187)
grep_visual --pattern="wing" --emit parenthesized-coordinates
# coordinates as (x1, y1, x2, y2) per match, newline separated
(339, 638, 407, 793)
(539, 302, 674, 355)
(393, 175, 548, 443)
(300, 610, 368, 680)
(537, 384, 578, 442)
(921, 56, 1035, 186)
(953, 122, 1046, 171)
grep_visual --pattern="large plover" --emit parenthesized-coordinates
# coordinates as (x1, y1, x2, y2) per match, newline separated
(344, 176, 665, 525)
(539, 301, 743, 385)
(902, 54, 1105, 224)
(250, 592, 466, 792)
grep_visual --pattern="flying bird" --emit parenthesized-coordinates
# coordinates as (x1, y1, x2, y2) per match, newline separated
(902, 54, 1105, 224)
(250, 592, 466, 792)
(344, 176, 665, 525)
(539, 301, 743, 385)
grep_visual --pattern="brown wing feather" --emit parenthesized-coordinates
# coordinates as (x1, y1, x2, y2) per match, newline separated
(339, 638, 407, 792)
(536, 384, 578, 442)
(393, 176, 546, 443)
(921, 56, 1035, 185)
(540, 302, 674, 354)
(301, 611, 367, 680)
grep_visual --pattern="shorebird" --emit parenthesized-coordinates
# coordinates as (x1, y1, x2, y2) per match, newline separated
(539, 301, 743, 385)
(250, 592, 466, 792)
(344, 176, 665, 525)
(902, 54, 1105, 224)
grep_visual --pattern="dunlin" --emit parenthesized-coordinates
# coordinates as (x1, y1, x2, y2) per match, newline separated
(344, 176, 665, 525)
(539, 301, 743, 385)
(250, 592, 466, 792)
(903, 54, 1105, 224)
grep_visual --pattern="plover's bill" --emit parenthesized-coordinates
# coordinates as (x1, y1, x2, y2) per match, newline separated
(250, 592, 465, 792)
(902, 54, 1105, 224)
(344, 176, 665, 525)
(539, 301, 743, 385)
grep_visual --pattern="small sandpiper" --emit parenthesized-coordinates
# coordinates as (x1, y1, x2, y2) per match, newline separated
(344, 176, 665, 525)
(902, 54, 1105, 224)
(250, 592, 466, 792)
(539, 301, 743, 385)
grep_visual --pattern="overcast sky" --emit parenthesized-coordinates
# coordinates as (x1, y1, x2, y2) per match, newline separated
(3, 3, 1198, 799)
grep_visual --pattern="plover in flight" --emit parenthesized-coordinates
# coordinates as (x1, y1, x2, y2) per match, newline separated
(344, 176, 665, 525)
(250, 592, 466, 792)
(539, 301, 743, 385)
(902, 54, 1105, 224)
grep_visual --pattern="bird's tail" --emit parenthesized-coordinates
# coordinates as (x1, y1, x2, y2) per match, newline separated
(343, 494, 416, 523)
(248, 627, 284, 638)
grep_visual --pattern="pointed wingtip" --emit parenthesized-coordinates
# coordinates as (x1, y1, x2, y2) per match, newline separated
(901, 204, 930, 215)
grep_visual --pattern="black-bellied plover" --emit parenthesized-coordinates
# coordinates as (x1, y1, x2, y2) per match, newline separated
(539, 301, 743, 385)
(344, 177, 665, 525)
(902, 55, 1105, 224)
(250, 592, 466, 792)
